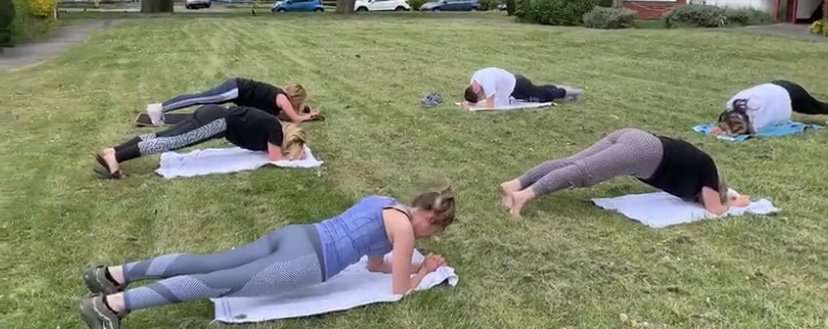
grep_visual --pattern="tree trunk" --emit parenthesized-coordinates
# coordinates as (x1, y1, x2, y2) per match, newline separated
(0, 0, 14, 46)
(612, 0, 623, 8)
(142, 0, 174, 13)
(335, 0, 355, 13)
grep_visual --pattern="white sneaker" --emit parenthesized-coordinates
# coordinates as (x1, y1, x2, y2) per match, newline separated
(559, 85, 583, 102)
(146, 103, 164, 126)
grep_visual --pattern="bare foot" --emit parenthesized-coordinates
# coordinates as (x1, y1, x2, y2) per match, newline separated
(101, 148, 120, 174)
(509, 189, 535, 218)
(499, 180, 521, 209)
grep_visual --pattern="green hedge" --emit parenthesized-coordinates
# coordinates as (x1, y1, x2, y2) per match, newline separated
(583, 6, 637, 29)
(664, 4, 772, 28)
(515, 0, 599, 26)
(9, 0, 56, 44)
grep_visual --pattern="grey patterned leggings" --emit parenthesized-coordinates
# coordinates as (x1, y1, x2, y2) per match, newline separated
(122, 224, 324, 312)
(114, 105, 229, 163)
(161, 78, 240, 113)
(518, 128, 664, 195)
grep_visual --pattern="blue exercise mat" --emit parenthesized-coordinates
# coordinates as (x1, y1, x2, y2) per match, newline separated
(693, 121, 822, 142)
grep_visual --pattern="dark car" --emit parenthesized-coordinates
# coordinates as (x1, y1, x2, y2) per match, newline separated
(419, 0, 479, 11)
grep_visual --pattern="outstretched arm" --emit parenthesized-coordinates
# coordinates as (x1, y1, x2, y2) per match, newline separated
(366, 256, 422, 274)
(701, 186, 728, 215)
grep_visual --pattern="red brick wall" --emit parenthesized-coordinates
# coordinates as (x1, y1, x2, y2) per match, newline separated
(624, 0, 687, 20)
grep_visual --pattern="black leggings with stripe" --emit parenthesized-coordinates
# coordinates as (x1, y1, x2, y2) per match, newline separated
(773, 80, 828, 115)
(114, 105, 228, 163)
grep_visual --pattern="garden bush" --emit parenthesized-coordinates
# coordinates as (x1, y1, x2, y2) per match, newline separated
(724, 7, 772, 26)
(0, 0, 14, 44)
(408, 0, 426, 10)
(478, 0, 502, 11)
(9, 0, 56, 43)
(664, 4, 727, 28)
(28, 0, 56, 18)
(811, 19, 828, 37)
(515, 0, 600, 26)
(583, 6, 637, 29)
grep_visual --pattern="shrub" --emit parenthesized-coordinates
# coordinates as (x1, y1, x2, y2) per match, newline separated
(9, 0, 56, 43)
(664, 4, 727, 28)
(478, 0, 502, 11)
(0, 0, 14, 44)
(583, 6, 637, 29)
(28, 0, 56, 18)
(811, 19, 828, 37)
(408, 0, 426, 10)
(516, 0, 600, 26)
(724, 7, 772, 26)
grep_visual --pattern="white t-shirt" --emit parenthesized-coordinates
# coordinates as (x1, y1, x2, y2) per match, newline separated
(471, 67, 516, 107)
(726, 83, 792, 133)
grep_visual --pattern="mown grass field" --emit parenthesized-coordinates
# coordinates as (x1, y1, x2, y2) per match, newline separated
(1, 12, 827, 329)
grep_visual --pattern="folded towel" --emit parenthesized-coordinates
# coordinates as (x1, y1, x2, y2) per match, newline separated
(211, 250, 459, 323)
(456, 100, 555, 112)
(592, 192, 778, 228)
(155, 145, 323, 179)
(693, 121, 822, 142)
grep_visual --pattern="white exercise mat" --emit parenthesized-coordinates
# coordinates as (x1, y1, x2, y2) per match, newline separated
(155, 145, 323, 179)
(211, 250, 459, 323)
(592, 192, 778, 228)
(457, 101, 555, 112)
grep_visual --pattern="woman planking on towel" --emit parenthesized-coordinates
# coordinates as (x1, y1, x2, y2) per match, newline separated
(459, 67, 583, 109)
(79, 188, 457, 329)
(499, 128, 751, 217)
(144, 77, 321, 126)
(94, 104, 305, 179)
(713, 80, 828, 135)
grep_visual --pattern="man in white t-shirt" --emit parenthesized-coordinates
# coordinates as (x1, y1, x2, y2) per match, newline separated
(460, 67, 582, 110)
(713, 80, 828, 135)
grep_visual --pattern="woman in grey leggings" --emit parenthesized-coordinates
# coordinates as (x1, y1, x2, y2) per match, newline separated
(499, 128, 751, 217)
(79, 188, 456, 329)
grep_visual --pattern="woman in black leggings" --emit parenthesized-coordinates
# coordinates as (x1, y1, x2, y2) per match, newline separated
(715, 80, 828, 135)
(95, 105, 306, 179)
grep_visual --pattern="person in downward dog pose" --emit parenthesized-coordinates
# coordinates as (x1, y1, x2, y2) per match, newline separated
(499, 128, 751, 217)
(94, 104, 305, 179)
(460, 67, 583, 109)
(79, 188, 456, 329)
(145, 77, 321, 125)
(714, 80, 828, 135)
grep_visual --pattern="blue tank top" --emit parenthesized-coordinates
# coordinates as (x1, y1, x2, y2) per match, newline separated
(314, 196, 397, 280)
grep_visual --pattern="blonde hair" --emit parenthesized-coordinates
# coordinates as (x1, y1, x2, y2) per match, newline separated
(284, 84, 307, 113)
(282, 123, 306, 160)
(412, 186, 456, 228)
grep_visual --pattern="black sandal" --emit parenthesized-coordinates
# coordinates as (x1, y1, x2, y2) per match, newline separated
(94, 154, 122, 180)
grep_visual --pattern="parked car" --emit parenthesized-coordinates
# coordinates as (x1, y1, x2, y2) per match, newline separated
(419, 0, 479, 11)
(355, 0, 411, 11)
(185, 0, 211, 9)
(271, 0, 324, 12)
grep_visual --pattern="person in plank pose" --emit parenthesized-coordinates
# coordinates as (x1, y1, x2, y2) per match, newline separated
(79, 188, 456, 329)
(145, 77, 320, 126)
(95, 105, 305, 179)
(499, 128, 751, 217)
(460, 67, 583, 109)
(713, 80, 828, 135)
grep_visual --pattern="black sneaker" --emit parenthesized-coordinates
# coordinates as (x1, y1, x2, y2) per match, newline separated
(79, 294, 121, 329)
(83, 266, 123, 294)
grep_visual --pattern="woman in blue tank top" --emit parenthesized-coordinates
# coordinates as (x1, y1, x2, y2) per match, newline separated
(79, 187, 457, 329)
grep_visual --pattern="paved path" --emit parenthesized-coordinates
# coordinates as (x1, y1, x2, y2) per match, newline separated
(0, 19, 122, 72)
(739, 23, 827, 43)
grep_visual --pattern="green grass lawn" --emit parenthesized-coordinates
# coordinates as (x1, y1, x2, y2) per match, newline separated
(1, 12, 828, 329)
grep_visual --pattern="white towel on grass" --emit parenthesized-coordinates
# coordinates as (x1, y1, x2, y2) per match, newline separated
(211, 250, 459, 323)
(457, 100, 555, 112)
(592, 192, 779, 228)
(155, 145, 323, 179)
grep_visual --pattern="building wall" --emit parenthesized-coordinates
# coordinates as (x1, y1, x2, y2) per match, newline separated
(624, 0, 687, 19)
(701, 0, 774, 11)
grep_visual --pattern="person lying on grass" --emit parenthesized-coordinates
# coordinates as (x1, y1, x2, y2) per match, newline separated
(145, 77, 321, 126)
(79, 188, 456, 329)
(499, 128, 751, 217)
(94, 104, 305, 179)
(459, 67, 583, 110)
(712, 80, 828, 136)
